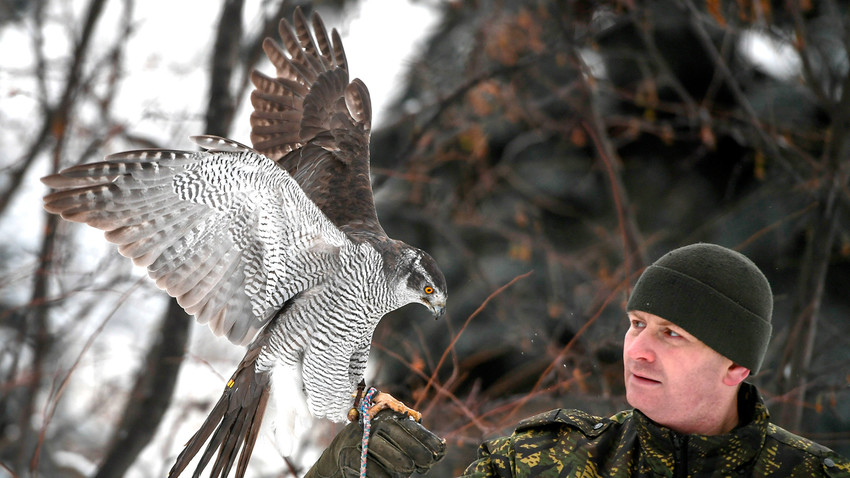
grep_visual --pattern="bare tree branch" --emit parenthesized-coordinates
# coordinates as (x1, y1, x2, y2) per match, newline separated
(0, 0, 108, 217)
(15, 0, 110, 472)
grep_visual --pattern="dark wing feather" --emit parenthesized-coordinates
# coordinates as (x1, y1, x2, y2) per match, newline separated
(250, 7, 383, 241)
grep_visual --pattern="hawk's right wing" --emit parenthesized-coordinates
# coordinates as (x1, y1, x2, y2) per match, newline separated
(42, 136, 347, 345)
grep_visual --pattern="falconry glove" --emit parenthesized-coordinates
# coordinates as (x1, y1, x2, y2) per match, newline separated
(305, 410, 446, 478)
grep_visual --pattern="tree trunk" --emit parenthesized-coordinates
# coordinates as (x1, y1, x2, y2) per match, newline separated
(94, 301, 191, 478)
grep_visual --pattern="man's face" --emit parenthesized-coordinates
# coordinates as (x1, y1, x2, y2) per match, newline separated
(623, 310, 746, 435)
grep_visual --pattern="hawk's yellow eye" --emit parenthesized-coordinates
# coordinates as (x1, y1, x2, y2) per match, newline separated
(424, 286, 434, 295)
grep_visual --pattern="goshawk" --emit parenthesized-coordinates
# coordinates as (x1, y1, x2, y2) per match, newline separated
(42, 8, 446, 477)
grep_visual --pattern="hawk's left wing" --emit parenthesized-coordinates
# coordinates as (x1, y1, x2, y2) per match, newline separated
(250, 8, 384, 242)
(42, 136, 347, 345)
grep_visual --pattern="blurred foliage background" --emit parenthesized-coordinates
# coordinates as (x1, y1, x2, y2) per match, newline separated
(1, 0, 848, 476)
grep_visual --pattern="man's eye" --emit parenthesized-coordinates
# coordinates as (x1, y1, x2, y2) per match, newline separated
(667, 329, 681, 337)
(631, 320, 645, 329)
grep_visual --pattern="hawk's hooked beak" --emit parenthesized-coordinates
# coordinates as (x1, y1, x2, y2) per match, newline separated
(430, 302, 446, 320)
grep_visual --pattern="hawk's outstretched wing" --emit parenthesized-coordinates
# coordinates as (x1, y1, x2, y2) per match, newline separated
(42, 136, 347, 345)
(250, 9, 384, 241)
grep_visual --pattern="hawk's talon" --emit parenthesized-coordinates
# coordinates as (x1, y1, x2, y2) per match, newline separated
(350, 389, 422, 422)
(366, 391, 422, 422)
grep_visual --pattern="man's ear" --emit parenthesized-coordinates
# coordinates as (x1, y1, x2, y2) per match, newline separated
(722, 363, 750, 386)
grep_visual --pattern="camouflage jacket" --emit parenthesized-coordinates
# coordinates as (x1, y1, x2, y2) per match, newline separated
(460, 384, 849, 477)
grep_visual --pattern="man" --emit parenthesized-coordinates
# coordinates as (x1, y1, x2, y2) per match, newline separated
(305, 244, 850, 477)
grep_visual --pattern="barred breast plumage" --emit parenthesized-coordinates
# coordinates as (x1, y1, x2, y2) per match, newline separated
(41, 8, 446, 478)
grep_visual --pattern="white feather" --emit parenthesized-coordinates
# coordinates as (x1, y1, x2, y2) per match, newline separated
(267, 363, 315, 457)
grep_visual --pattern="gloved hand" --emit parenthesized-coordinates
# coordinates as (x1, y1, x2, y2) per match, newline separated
(304, 409, 446, 478)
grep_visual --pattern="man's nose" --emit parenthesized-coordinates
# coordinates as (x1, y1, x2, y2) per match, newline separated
(625, 329, 656, 362)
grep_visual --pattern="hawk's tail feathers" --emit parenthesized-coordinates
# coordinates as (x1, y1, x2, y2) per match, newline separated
(168, 347, 271, 478)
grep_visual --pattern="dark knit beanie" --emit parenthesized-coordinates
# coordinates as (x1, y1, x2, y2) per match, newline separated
(626, 243, 773, 374)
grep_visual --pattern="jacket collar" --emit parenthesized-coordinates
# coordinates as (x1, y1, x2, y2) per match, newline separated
(632, 383, 768, 475)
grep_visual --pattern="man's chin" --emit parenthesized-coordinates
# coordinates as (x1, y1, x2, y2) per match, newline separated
(625, 383, 662, 412)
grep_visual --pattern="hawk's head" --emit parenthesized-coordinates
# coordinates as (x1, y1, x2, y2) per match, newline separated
(392, 246, 447, 319)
